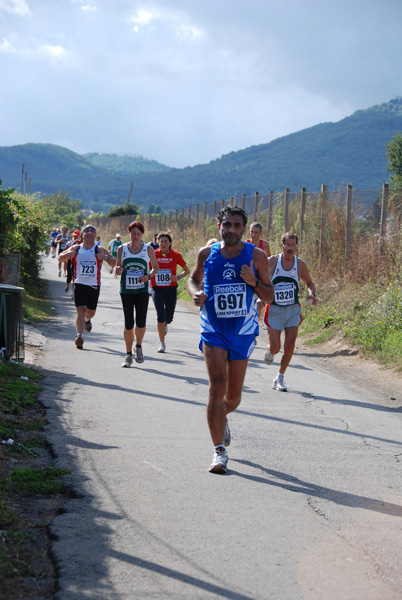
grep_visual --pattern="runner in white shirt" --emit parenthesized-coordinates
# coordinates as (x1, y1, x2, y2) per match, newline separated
(263, 232, 316, 391)
(59, 225, 116, 348)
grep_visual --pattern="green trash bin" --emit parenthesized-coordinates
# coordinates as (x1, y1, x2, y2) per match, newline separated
(0, 284, 25, 361)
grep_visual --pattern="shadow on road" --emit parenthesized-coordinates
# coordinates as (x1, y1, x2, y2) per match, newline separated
(232, 459, 402, 517)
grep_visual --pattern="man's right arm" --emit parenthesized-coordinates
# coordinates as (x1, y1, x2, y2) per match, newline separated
(58, 246, 78, 262)
(187, 247, 210, 306)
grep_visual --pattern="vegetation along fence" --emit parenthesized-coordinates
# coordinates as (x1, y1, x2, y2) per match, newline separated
(91, 183, 397, 281)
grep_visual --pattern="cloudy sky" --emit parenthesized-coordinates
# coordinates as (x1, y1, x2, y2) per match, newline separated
(1, 0, 401, 168)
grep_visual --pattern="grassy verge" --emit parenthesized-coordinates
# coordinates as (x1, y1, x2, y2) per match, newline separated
(0, 361, 70, 599)
(23, 292, 53, 323)
(22, 278, 53, 324)
(299, 277, 402, 370)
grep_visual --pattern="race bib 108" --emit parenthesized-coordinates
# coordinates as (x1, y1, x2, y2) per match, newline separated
(155, 269, 171, 286)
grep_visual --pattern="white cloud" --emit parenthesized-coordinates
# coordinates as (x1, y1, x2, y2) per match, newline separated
(130, 8, 158, 31)
(0, 34, 66, 60)
(39, 44, 65, 58)
(0, 37, 13, 52)
(128, 5, 205, 40)
(0, 0, 29, 17)
(176, 24, 203, 39)
(81, 5, 96, 12)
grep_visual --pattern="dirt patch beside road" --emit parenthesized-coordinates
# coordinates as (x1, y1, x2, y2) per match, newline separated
(296, 333, 402, 409)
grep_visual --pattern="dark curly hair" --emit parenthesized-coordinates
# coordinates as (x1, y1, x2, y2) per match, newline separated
(217, 205, 248, 226)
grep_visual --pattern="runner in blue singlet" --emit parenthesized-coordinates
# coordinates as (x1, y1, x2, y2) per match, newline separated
(188, 205, 274, 474)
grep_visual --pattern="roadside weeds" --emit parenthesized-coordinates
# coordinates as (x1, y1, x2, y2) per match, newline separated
(0, 359, 70, 600)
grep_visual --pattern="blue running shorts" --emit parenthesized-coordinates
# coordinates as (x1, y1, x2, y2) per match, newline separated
(200, 331, 256, 360)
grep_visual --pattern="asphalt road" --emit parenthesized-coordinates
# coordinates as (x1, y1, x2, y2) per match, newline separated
(37, 254, 402, 600)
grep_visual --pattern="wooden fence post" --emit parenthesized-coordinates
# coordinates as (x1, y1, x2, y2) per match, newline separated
(380, 183, 389, 248)
(188, 206, 191, 227)
(284, 188, 289, 231)
(268, 191, 274, 236)
(254, 192, 259, 220)
(300, 187, 306, 245)
(203, 202, 207, 221)
(213, 201, 217, 218)
(345, 184, 353, 263)
(230, 196, 234, 207)
(195, 204, 199, 228)
(181, 208, 184, 230)
(319, 184, 327, 267)
(175, 209, 178, 225)
(242, 194, 246, 211)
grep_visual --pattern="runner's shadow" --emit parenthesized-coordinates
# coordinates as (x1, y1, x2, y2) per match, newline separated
(297, 348, 359, 359)
(291, 390, 402, 413)
(231, 459, 402, 517)
(248, 357, 313, 371)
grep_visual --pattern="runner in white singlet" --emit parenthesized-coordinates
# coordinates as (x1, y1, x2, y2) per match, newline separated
(263, 232, 316, 392)
(59, 225, 116, 349)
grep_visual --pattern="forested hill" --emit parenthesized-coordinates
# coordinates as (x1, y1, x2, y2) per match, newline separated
(1, 97, 402, 213)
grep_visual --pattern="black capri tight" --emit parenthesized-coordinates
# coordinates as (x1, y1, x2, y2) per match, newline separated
(152, 286, 178, 324)
(120, 292, 149, 330)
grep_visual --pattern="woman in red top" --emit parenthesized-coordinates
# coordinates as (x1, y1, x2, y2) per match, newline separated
(151, 231, 190, 353)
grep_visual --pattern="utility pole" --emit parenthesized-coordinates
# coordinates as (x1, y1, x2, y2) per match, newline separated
(20, 163, 24, 193)
(127, 182, 133, 203)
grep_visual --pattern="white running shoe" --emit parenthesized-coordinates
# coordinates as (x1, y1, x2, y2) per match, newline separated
(121, 354, 133, 368)
(209, 447, 229, 474)
(135, 345, 144, 363)
(272, 375, 287, 392)
(264, 349, 274, 365)
(224, 418, 231, 447)
(157, 342, 166, 353)
(58, 270, 62, 277)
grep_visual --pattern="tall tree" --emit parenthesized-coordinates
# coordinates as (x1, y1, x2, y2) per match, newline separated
(386, 131, 402, 186)
(386, 132, 402, 224)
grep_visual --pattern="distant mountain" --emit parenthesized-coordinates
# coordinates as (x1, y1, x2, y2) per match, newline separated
(0, 143, 137, 210)
(83, 152, 172, 175)
(1, 98, 402, 212)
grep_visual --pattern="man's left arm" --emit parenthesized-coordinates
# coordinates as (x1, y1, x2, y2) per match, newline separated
(96, 246, 116, 267)
(241, 248, 274, 304)
(299, 259, 317, 305)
